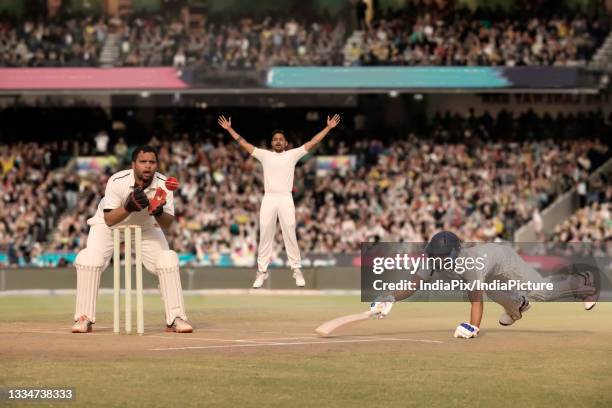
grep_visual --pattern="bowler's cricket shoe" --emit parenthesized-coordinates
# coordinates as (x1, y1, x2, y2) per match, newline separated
(292, 269, 305, 287)
(577, 271, 598, 310)
(499, 297, 531, 326)
(166, 318, 193, 333)
(71, 315, 93, 333)
(252, 271, 269, 288)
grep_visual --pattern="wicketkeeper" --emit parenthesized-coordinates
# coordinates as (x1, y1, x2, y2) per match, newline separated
(72, 145, 192, 333)
(370, 231, 598, 339)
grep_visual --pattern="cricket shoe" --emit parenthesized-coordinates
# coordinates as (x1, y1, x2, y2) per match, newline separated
(252, 271, 269, 288)
(576, 271, 598, 310)
(292, 269, 305, 287)
(499, 297, 531, 326)
(166, 318, 193, 333)
(71, 315, 92, 333)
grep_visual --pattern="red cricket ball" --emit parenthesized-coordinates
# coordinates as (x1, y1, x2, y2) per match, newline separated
(165, 177, 180, 191)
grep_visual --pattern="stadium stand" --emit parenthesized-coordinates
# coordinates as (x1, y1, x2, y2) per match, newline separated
(551, 167, 612, 243)
(1, 105, 609, 265)
(346, 0, 609, 66)
(0, 1, 608, 68)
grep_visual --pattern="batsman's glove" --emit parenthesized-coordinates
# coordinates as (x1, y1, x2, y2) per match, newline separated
(370, 294, 395, 319)
(124, 186, 149, 212)
(453, 322, 479, 339)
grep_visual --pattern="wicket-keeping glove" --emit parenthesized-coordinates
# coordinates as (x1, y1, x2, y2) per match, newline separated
(124, 186, 149, 212)
(149, 187, 167, 216)
(370, 294, 395, 319)
(150, 202, 165, 217)
(453, 322, 479, 339)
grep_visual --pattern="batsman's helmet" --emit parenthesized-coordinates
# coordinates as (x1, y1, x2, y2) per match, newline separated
(424, 231, 462, 258)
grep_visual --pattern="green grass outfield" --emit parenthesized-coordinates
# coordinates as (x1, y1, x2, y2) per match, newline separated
(1, 295, 611, 408)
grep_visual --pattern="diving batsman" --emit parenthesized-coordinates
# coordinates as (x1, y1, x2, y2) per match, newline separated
(370, 231, 599, 339)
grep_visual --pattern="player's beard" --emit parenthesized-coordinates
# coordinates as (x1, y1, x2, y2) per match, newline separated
(136, 169, 153, 187)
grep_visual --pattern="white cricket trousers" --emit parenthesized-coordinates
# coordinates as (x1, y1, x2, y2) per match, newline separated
(257, 193, 301, 272)
(74, 224, 187, 325)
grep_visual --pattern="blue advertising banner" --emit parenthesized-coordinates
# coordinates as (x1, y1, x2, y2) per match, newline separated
(267, 67, 511, 89)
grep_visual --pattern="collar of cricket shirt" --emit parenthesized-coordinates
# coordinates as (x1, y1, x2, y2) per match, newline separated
(128, 169, 159, 192)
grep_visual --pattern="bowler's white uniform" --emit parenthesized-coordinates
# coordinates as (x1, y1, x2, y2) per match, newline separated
(74, 169, 187, 325)
(251, 146, 308, 272)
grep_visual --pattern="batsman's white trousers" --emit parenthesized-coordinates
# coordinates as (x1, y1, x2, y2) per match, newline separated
(257, 194, 301, 272)
(74, 224, 187, 325)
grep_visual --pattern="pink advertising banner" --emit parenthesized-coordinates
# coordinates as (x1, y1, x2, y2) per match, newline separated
(0, 68, 188, 90)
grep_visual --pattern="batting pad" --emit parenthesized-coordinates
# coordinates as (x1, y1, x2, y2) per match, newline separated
(155, 250, 187, 325)
(74, 248, 106, 323)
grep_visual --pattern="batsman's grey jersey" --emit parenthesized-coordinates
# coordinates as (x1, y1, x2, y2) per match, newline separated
(459, 243, 582, 302)
(460, 243, 543, 283)
(411, 242, 590, 319)
(411, 243, 541, 285)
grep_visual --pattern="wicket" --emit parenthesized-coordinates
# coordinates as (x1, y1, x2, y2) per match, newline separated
(113, 225, 144, 335)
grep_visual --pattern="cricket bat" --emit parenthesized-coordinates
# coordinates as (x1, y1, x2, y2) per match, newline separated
(314, 311, 374, 337)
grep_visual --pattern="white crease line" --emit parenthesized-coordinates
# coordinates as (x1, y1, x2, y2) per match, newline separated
(147, 335, 270, 343)
(205, 329, 316, 336)
(226, 336, 318, 342)
(4, 330, 320, 343)
(13, 330, 114, 336)
(349, 335, 423, 341)
(147, 335, 318, 343)
(9, 330, 438, 346)
(151, 337, 443, 351)
(12, 329, 149, 337)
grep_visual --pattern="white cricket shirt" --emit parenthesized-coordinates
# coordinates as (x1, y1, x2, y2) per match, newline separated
(87, 169, 175, 228)
(251, 146, 307, 195)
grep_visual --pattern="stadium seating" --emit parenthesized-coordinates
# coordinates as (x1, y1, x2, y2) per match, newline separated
(0, 2, 608, 68)
(1, 106, 609, 265)
(347, 1, 609, 66)
(550, 167, 611, 243)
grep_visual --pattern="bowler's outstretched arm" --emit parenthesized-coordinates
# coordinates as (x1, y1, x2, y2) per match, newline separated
(218, 115, 255, 154)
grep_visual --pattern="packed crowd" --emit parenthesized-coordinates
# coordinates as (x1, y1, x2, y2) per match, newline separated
(0, 16, 105, 67)
(308, 127, 611, 250)
(0, 142, 82, 265)
(1, 108, 609, 266)
(551, 168, 612, 243)
(349, 1, 608, 66)
(551, 202, 612, 243)
(1, 1, 608, 69)
(0, 12, 347, 69)
(117, 15, 347, 69)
